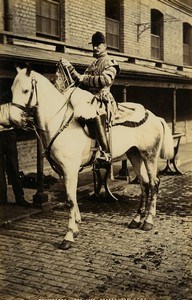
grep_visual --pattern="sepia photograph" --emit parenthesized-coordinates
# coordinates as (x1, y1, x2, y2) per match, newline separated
(0, 0, 191, 299)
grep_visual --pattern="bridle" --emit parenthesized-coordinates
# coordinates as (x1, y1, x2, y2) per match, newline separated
(11, 75, 74, 175)
(12, 77, 38, 121)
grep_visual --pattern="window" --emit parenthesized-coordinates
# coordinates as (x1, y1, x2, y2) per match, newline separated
(36, 0, 60, 39)
(183, 23, 191, 65)
(151, 9, 163, 60)
(106, 0, 120, 50)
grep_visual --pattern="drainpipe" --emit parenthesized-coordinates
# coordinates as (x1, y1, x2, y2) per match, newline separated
(172, 88, 177, 134)
(4, 0, 13, 31)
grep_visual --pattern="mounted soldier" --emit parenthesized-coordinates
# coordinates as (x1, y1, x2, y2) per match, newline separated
(58, 31, 120, 164)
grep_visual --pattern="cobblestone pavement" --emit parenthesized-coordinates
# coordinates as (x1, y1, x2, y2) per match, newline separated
(0, 171, 191, 300)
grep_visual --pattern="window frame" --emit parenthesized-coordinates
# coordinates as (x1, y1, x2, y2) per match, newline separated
(105, 0, 120, 50)
(151, 34, 160, 60)
(183, 22, 191, 65)
(36, 0, 61, 39)
(150, 9, 164, 60)
(106, 17, 120, 50)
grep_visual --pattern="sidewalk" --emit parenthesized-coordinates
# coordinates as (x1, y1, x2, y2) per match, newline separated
(0, 142, 191, 227)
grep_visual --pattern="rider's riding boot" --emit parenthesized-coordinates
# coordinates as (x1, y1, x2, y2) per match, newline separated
(93, 114, 111, 165)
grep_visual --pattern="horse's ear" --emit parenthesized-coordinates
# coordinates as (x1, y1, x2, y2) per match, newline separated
(25, 63, 31, 76)
(15, 64, 21, 73)
(14, 62, 31, 75)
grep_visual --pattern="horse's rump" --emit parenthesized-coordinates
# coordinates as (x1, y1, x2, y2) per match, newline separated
(159, 117, 174, 159)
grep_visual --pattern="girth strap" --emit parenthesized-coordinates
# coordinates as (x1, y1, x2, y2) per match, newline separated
(44, 111, 74, 175)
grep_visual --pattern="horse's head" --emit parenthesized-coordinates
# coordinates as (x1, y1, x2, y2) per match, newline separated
(11, 65, 37, 128)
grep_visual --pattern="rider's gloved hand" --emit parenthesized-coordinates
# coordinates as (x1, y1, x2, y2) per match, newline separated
(78, 74, 85, 82)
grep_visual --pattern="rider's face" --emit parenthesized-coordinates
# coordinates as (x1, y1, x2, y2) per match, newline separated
(93, 43, 107, 57)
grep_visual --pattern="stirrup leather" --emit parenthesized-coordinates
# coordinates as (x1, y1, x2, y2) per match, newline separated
(96, 148, 111, 164)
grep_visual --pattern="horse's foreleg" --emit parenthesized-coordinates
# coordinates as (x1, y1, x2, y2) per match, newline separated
(64, 205, 80, 241)
(59, 169, 81, 250)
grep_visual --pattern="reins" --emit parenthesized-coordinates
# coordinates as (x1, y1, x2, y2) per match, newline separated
(45, 107, 74, 159)
(13, 77, 75, 173)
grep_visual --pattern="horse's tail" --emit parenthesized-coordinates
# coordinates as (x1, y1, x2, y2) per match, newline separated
(159, 118, 174, 159)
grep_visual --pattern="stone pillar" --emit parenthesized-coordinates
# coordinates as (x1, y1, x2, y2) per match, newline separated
(118, 86, 130, 181)
(33, 133, 49, 209)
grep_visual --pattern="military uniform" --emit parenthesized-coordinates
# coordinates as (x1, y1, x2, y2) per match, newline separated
(59, 32, 120, 164)
(67, 51, 119, 117)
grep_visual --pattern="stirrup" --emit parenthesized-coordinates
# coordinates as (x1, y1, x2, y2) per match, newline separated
(97, 151, 111, 165)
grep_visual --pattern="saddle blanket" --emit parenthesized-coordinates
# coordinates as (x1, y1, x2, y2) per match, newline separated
(113, 102, 148, 127)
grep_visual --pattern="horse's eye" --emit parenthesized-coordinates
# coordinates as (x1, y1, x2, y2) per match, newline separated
(23, 89, 29, 94)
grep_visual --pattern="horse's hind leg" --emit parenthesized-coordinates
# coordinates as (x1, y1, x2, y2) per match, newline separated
(141, 158, 160, 231)
(127, 148, 150, 229)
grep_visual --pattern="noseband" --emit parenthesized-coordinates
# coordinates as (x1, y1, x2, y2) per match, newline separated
(12, 77, 38, 118)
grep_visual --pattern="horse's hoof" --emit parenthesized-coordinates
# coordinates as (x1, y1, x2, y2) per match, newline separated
(141, 221, 153, 231)
(128, 220, 141, 229)
(58, 240, 74, 250)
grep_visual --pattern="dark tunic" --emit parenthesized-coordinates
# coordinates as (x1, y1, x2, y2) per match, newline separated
(64, 52, 120, 115)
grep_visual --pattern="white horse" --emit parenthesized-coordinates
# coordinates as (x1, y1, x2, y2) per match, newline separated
(11, 66, 174, 250)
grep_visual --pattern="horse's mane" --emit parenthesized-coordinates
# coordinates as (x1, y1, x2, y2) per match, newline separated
(30, 69, 71, 103)
(32, 70, 56, 89)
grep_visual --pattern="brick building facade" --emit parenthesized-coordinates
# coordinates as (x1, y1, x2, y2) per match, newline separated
(0, 0, 192, 175)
